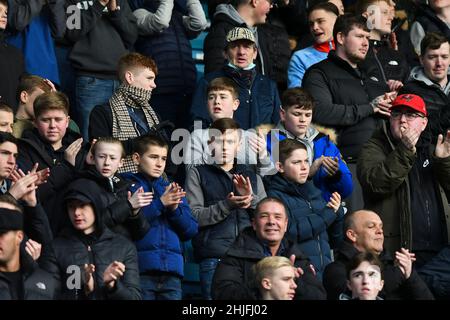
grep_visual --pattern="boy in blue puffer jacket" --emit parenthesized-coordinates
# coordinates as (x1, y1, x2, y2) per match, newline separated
(265, 138, 344, 279)
(266, 87, 353, 201)
(122, 134, 198, 300)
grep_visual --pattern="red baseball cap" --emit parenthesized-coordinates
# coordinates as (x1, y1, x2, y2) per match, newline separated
(391, 94, 427, 116)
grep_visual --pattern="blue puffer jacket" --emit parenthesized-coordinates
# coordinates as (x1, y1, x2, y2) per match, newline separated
(122, 172, 198, 277)
(266, 125, 353, 201)
(265, 173, 344, 279)
(190, 65, 281, 130)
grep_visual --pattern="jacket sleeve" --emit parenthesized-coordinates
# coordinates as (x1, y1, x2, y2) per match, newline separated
(184, 129, 207, 172)
(267, 189, 336, 242)
(211, 256, 257, 300)
(132, 0, 173, 35)
(23, 203, 53, 245)
(89, 104, 113, 141)
(103, 198, 133, 230)
(203, 25, 228, 74)
(104, 242, 142, 300)
(313, 140, 353, 200)
(185, 167, 235, 227)
(271, 83, 281, 125)
(294, 254, 327, 300)
(401, 270, 435, 300)
(357, 135, 416, 196)
(38, 242, 64, 299)
(303, 68, 375, 126)
(323, 260, 347, 300)
(47, 0, 67, 39)
(65, 0, 106, 43)
(250, 174, 267, 208)
(166, 197, 198, 241)
(432, 154, 450, 199)
(287, 51, 307, 88)
(123, 211, 150, 241)
(182, 0, 207, 38)
(6, 0, 44, 32)
(106, 0, 138, 49)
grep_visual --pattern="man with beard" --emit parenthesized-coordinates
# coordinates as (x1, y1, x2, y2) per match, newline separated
(303, 14, 396, 213)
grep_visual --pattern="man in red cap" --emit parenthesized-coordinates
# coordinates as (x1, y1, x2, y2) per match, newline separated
(357, 93, 450, 270)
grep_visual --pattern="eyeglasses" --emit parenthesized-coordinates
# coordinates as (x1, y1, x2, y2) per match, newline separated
(391, 110, 425, 120)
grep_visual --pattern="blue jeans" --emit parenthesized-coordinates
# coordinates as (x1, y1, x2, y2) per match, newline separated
(140, 274, 182, 300)
(75, 76, 119, 140)
(199, 258, 219, 300)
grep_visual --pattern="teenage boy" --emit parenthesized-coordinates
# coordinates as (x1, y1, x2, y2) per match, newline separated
(185, 117, 267, 299)
(122, 134, 198, 300)
(17, 91, 90, 230)
(13, 76, 80, 138)
(265, 138, 344, 278)
(185, 77, 273, 176)
(74, 137, 152, 240)
(267, 87, 353, 201)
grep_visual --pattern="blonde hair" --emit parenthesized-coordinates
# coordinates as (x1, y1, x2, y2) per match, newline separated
(92, 137, 125, 159)
(253, 256, 293, 287)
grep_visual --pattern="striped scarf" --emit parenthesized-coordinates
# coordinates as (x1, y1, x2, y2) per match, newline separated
(110, 84, 160, 173)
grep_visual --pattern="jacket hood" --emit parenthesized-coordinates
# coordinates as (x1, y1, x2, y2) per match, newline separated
(214, 4, 246, 25)
(64, 179, 107, 234)
(410, 66, 450, 94)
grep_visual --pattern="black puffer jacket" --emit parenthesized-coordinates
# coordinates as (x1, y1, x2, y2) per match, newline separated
(39, 181, 141, 300)
(17, 128, 89, 232)
(70, 171, 150, 240)
(212, 227, 326, 300)
(303, 51, 389, 159)
(323, 242, 434, 300)
(0, 248, 59, 300)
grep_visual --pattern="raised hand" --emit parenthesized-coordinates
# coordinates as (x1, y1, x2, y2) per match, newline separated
(309, 156, 323, 178)
(160, 182, 186, 212)
(64, 137, 83, 167)
(400, 126, 421, 152)
(395, 248, 414, 279)
(84, 263, 96, 295)
(25, 239, 42, 261)
(322, 156, 339, 177)
(227, 192, 253, 209)
(127, 187, 153, 215)
(85, 139, 97, 165)
(8, 172, 38, 204)
(326, 192, 341, 213)
(103, 261, 126, 289)
(233, 174, 253, 196)
(248, 132, 269, 160)
(435, 130, 450, 158)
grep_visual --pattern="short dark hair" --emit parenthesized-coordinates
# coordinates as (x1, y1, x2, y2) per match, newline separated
(309, 2, 340, 17)
(354, 0, 390, 16)
(0, 103, 13, 114)
(118, 53, 158, 82)
(0, 194, 23, 213)
(208, 118, 241, 139)
(420, 32, 449, 56)
(281, 88, 315, 111)
(278, 138, 307, 164)
(346, 251, 384, 280)
(207, 77, 239, 100)
(333, 14, 369, 45)
(92, 137, 125, 159)
(34, 91, 70, 118)
(0, 131, 17, 146)
(255, 197, 288, 218)
(16, 75, 52, 103)
(133, 134, 168, 156)
(0, 0, 7, 7)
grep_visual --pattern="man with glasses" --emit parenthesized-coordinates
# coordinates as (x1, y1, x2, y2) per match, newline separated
(357, 93, 450, 268)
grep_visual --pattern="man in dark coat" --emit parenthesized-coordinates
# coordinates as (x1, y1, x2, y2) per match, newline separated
(323, 209, 434, 300)
(303, 14, 396, 213)
(357, 94, 450, 266)
(0, 207, 58, 300)
(211, 197, 326, 300)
